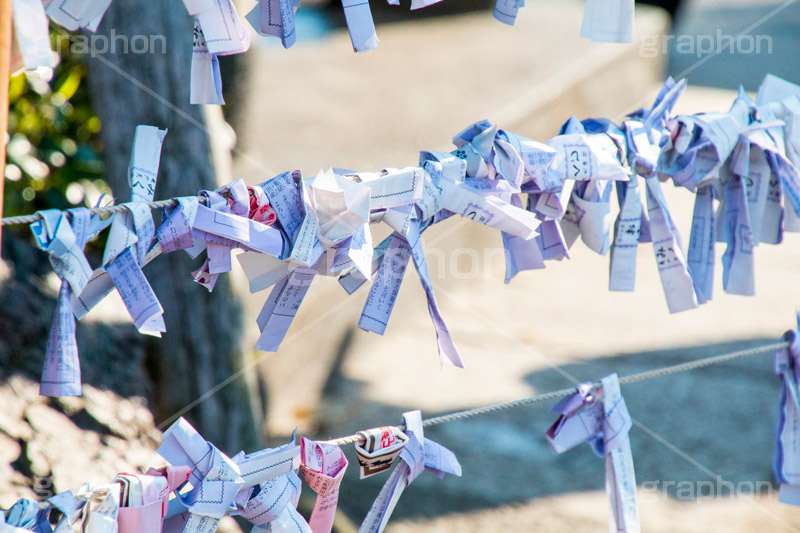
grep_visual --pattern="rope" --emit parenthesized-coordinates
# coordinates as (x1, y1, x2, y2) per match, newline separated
(322, 340, 790, 446)
(2, 199, 792, 446)
(0, 197, 207, 227)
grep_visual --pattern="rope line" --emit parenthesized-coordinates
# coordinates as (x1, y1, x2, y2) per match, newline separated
(0, 197, 207, 227)
(1, 200, 792, 447)
(322, 340, 790, 446)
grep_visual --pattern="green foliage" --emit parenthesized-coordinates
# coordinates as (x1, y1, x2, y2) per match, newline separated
(5, 31, 109, 222)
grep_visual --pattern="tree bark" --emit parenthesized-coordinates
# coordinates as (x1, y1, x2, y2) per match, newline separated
(84, 1, 258, 453)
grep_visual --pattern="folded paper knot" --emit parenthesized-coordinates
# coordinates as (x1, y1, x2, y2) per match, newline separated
(4, 491, 83, 532)
(240, 472, 308, 532)
(158, 197, 200, 254)
(69, 125, 167, 340)
(546, 374, 639, 533)
(180, 445, 244, 520)
(80, 485, 120, 533)
(229, 441, 310, 533)
(187, 0, 250, 105)
(625, 78, 686, 176)
(545, 381, 604, 455)
(355, 426, 409, 479)
(300, 438, 348, 533)
(192, 180, 284, 291)
(774, 316, 800, 505)
(661, 113, 740, 190)
(359, 411, 461, 533)
(309, 169, 371, 248)
(30, 209, 96, 398)
(115, 466, 191, 533)
(625, 119, 662, 178)
(158, 418, 245, 532)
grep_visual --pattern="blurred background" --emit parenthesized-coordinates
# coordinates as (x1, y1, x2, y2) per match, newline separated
(2, 0, 800, 531)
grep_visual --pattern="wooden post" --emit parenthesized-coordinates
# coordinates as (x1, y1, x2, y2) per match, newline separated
(0, 0, 12, 253)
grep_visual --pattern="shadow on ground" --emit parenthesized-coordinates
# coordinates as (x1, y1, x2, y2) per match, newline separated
(318, 337, 782, 523)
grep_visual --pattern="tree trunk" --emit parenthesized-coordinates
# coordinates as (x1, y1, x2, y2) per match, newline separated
(84, 1, 258, 453)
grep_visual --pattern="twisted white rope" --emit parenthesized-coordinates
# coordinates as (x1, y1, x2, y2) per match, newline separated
(323, 340, 790, 446)
(0, 197, 207, 227)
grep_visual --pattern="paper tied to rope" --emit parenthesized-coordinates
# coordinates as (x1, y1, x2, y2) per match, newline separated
(660, 112, 739, 191)
(98, 125, 168, 336)
(453, 123, 548, 284)
(192, 182, 247, 290)
(580, 0, 634, 43)
(309, 168, 371, 249)
(552, 117, 630, 257)
(300, 438, 348, 533)
(240, 472, 308, 533)
(236, 172, 300, 294)
(70, 126, 166, 328)
(30, 208, 96, 397)
(3, 491, 84, 532)
(188, 0, 251, 105)
(423, 151, 541, 240)
(250, 166, 421, 354)
(713, 87, 789, 298)
(341, 166, 423, 239)
(310, 168, 373, 278)
(497, 124, 560, 278)
(157, 197, 200, 255)
(114, 466, 191, 533)
(341, 0, 379, 53)
(757, 75, 800, 232)
(359, 411, 461, 533)
(191, 179, 284, 292)
(246, 0, 299, 49)
(657, 89, 739, 302)
(774, 317, 800, 505)
(10, 0, 55, 72)
(734, 104, 785, 248)
(741, 85, 800, 243)
(355, 426, 409, 479)
(46, 0, 113, 32)
(624, 79, 698, 314)
(546, 374, 639, 533)
(232, 436, 309, 533)
(250, 172, 321, 352)
(81, 485, 121, 533)
(158, 417, 245, 533)
(357, 218, 464, 368)
(191, 19, 223, 105)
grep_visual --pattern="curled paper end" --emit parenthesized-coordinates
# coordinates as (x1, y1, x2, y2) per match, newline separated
(356, 34, 380, 53)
